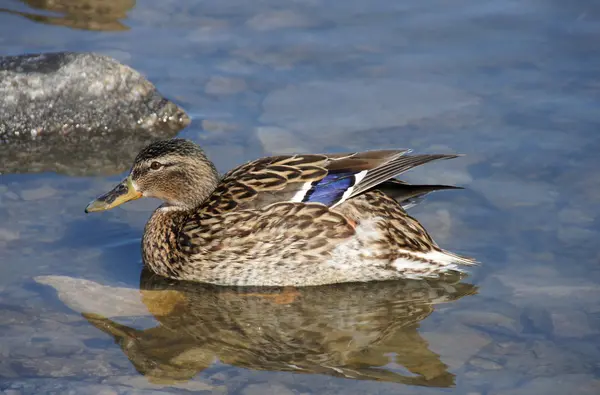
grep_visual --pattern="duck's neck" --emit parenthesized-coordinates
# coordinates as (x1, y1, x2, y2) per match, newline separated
(141, 204, 192, 278)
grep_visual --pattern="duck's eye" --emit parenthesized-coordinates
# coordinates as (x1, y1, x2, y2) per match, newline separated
(150, 161, 163, 170)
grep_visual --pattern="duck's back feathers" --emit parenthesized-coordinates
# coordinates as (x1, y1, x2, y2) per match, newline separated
(200, 150, 459, 215)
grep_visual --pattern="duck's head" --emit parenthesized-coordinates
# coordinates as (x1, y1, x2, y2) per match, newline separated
(85, 139, 219, 213)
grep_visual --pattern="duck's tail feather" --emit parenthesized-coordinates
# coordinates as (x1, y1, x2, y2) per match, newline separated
(373, 179, 463, 208)
(440, 249, 479, 266)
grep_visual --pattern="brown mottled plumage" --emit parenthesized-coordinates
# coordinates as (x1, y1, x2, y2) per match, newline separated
(85, 138, 476, 286)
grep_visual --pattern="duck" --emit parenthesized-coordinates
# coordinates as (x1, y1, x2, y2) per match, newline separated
(85, 138, 475, 286)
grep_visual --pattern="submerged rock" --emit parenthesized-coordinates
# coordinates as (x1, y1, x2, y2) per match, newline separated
(0, 52, 190, 175)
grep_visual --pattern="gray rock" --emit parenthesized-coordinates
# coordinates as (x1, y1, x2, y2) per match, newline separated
(256, 126, 309, 154)
(3, 191, 19, 200)
(550, 311, 597, 338)
(187, 17, 233, 45)
(468, 357, 503, 371)
(557, 225, 600, 245)
(452, 310, 520, 333)
(422, 324, 491, 370)
(0, 228, 19, 242)
(0, 52, 190, 176)
(469, 178, 558, 209)
(493, 270, 600, 311)
(0, 52, 188, 141)
(246, 10, 315, 31)
(492, 374, 600, 395)
(558, 207, 594, 225)
(201, 120, 240, 134)
(242, 383, 295, 395)
(205, 76, 247, 95)
(233, 46, 310, 70)
(104, 375, 217, 392)
(19, 185, 57, 201)
(34, 276, 150, 318)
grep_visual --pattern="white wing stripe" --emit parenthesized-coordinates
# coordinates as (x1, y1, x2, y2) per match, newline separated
(331, 170, 368, 208)
(290, 181, 314, 202)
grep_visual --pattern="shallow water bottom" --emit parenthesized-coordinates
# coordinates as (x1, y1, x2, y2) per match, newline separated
(1, 0, 600, 393)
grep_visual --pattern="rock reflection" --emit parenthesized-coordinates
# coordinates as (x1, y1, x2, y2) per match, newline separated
(0, 0, 134, 31)
(84, 270, 477, 387)
(1, 130, 180, 176)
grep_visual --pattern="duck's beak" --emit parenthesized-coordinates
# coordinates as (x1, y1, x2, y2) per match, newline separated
(85, 176, 142, 213)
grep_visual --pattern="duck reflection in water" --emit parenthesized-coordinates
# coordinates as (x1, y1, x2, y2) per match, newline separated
(83, 269, 476, 387)
(0, 0, 135, 31)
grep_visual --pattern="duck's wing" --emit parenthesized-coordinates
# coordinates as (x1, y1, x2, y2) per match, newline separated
(199, 150, 459, 215)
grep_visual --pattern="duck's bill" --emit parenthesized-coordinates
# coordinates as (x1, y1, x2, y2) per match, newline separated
(85, 176, 142, 213)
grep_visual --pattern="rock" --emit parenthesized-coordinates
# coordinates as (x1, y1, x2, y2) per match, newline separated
(3, 191, 19, 200)
(208, 372, 227, 382)
(19, 185, 57, 201)
(422, 324, 491, 370)
(205, 76, 247, 95)
(187, 17, 232, 44)
(488, 339, 595, 378)
(201, 120, 240, 134)
(89, 389, 118, 395)
(246, 10, 315, 31)
(468, 357, 503, 370)
(10, 344, 46, 359)
(0, 52, 188, 142)
(550, 311, 597, 338)
(453, 310, 520, 333)
(493, 271, 600, 311)
(469, 178, 558, 209)
(34, 276, 150, 317)
(260, 79, 479, 141)
(0, 228, 19, 242)
(105, 375, 217, 392)
(557, 225, 599, 245)
(232, 47, 311, 70)
(520, 307, 552, 335)
(242, 383, 296, 395)
(492, 374, 600, 395)
(256, 126, 309, 154)
(6, 380, 129, 395)
(216, 59, 256, 75)
(558, 207, 594, 225)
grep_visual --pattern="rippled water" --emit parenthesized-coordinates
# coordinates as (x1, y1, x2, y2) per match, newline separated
(1, 0, 600, 394)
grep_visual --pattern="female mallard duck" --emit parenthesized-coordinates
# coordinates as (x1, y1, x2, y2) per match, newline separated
(85, 139, 475, 286)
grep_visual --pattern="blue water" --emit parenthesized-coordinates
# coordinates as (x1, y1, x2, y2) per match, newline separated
(1, 1, 599, 394)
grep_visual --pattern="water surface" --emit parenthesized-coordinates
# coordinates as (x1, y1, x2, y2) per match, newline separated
(1, 0, 599, 394)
